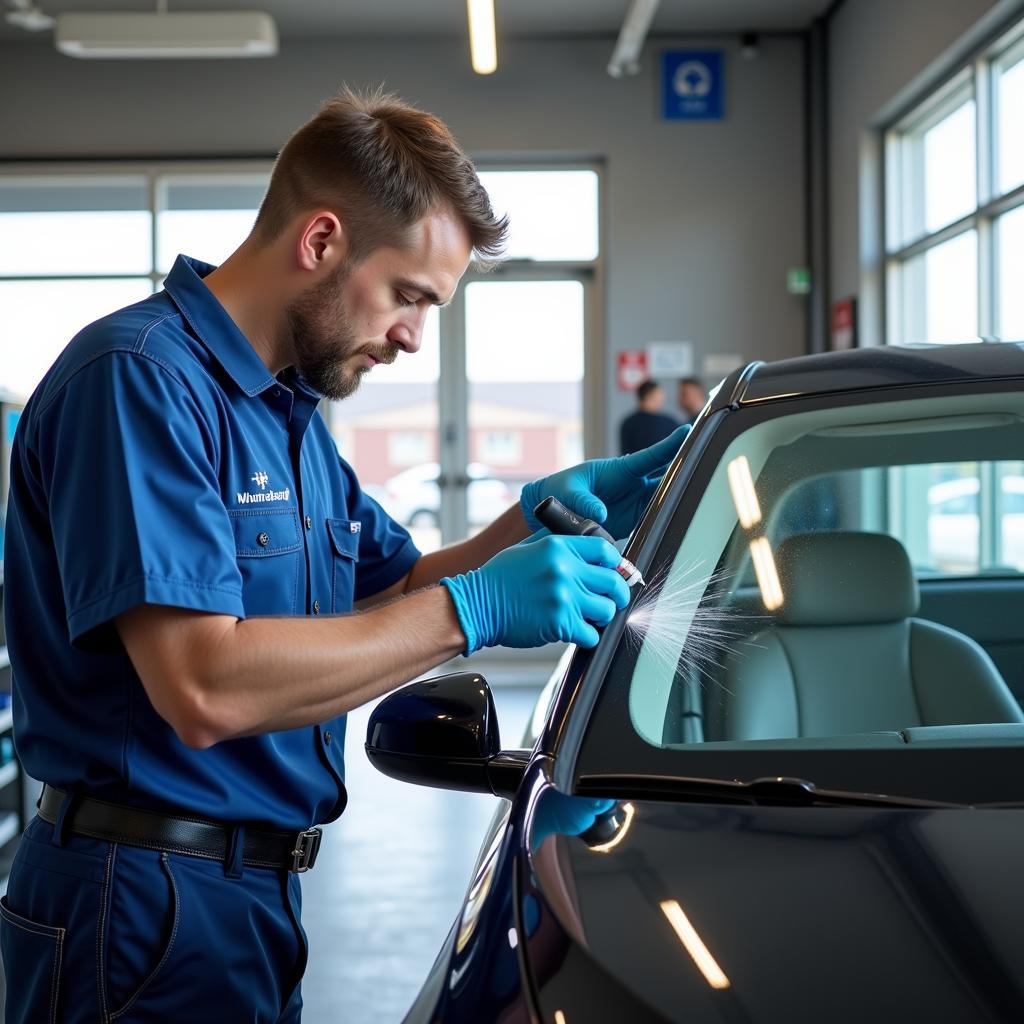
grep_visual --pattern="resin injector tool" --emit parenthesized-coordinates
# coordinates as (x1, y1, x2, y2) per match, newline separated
(533, 496, 646, 588)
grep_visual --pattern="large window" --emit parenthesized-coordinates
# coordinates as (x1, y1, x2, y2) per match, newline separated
(0, 167, 269, 402)
(886, 21, 1024, 345)
(0, 164, 602, 561)
(884, 22, 1024, 575)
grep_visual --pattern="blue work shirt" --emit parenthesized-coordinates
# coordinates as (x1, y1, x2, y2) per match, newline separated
(4, 255, 420, 830)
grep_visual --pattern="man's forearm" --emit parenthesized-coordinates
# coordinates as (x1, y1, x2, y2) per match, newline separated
(118, 585, 466, 748)
(404, 502, 531, 590)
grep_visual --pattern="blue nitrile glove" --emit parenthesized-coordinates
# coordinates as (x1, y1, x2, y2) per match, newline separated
(530, 791, 617, 851)
(441, 534, 631, 655)
(519, 424, 690, 539)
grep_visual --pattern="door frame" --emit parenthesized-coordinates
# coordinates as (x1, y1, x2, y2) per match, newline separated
(438, 261, 601, 544)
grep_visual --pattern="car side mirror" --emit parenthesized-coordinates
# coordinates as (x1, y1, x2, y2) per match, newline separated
(365, 672, 530, 798)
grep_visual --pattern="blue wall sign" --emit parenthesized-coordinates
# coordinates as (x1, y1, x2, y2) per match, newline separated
(662, 50, 724, 120)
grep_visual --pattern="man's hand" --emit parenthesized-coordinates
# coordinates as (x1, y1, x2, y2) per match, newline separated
(519, 425, 690, 540)
(441, 534, 631, 654)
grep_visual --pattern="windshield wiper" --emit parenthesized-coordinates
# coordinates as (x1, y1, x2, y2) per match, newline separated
(576, 773, 961, 809)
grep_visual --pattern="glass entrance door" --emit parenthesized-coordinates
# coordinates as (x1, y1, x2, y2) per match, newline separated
(458, 277, 586, 538)
(329, 276, 588, 554)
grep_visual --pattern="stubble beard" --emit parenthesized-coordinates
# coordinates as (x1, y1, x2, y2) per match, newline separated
(287, 264, 376, 401)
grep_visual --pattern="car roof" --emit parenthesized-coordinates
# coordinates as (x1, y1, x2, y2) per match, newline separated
(731, 341, 1024, 406)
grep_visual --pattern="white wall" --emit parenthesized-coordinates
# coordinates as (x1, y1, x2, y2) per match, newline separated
(0, 33, 807, 453)
(827, 0, 1000, 311)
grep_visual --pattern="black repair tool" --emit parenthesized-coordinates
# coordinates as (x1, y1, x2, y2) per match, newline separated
(534, 496, 646, 587)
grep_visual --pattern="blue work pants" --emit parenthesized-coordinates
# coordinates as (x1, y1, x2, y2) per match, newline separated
(0, 817, 307, 1022)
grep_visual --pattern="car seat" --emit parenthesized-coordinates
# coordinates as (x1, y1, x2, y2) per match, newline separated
(708, 531, 1024, 741)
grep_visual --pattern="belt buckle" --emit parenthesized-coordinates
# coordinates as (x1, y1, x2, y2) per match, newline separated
(290, 827, 322, 873)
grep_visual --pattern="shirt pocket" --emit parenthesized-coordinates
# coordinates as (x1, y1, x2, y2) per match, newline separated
(228, 508, 302, 616)
(327, 518, 361, 613)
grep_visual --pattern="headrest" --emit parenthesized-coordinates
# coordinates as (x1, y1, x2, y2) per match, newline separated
(774, 531, 919, 626)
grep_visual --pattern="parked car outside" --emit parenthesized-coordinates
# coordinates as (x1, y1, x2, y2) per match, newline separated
(381, 461, 514, 528)
(928, 474, 1024, 572)
(368, 342, 1024, 1023)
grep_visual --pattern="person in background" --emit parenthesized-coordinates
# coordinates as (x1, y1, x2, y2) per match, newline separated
(678, 376, 708, 426)
(619, 379, 680, 455)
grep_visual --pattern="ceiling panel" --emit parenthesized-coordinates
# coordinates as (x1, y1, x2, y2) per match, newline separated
(1, 0, 836, 42)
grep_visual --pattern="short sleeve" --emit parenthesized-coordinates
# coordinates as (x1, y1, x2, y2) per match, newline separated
(35, 352, 244, 644)
(337, 459, 421, 601)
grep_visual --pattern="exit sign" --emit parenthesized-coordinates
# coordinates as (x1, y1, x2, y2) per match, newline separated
(787, 267, 811, 295)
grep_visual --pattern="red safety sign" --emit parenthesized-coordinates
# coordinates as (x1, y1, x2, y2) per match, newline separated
(616, 350, 648, 391)
(831, 297, 856, 351)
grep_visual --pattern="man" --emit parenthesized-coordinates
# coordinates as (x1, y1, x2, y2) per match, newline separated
(1, 89, 687, 1022)
(678, 375, 708, 426)
(619, 378, 680, 454)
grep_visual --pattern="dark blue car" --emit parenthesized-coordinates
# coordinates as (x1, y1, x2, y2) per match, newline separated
(368, 341, 1024, 1023)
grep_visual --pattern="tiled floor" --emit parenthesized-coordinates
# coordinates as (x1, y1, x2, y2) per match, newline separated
(0, 669, 547, 1023)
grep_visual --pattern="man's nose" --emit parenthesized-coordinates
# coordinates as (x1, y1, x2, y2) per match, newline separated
(390, 306, 428, 354)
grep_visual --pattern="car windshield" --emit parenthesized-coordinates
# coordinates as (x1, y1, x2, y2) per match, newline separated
(580, 385, 1024, 803)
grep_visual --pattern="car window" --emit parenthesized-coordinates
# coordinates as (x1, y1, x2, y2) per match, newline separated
(614, 389, 1024, 760)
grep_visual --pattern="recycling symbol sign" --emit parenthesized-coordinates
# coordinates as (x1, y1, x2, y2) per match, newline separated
(662, 51, 723, 120)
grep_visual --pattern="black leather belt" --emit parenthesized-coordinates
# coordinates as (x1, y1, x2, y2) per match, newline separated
(37, 785, 322, 873)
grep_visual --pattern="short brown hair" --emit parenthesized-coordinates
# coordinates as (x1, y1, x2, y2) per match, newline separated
(254, 86, 507, 265)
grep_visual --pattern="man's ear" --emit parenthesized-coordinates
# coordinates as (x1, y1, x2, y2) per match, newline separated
(296, 211, 347, 273)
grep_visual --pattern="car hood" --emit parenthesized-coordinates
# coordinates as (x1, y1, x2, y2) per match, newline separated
(522, 791, 1024, 1023)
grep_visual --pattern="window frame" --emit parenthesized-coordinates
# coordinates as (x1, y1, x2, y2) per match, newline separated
(881, 19, 1024, 573)
(884, 19, 1024, 346)
(0, 159, 274, 290)
(0, 159, 606, 533)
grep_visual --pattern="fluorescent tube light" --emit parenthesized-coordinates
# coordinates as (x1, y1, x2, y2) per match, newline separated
(608, 0, 661, 78)
(55, 11, 278, 59)
(467, 0, 497, 75)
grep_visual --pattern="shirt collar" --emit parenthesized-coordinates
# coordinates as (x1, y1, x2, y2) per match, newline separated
(164, 254, 278, 398)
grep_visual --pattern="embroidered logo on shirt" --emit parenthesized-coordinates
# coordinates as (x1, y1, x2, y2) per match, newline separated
(350, 522, 361, 533)
(237, 471, 290, 505)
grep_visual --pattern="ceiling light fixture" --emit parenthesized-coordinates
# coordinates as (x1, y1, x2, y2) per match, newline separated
(54, 0, 278, 60)
(467, 0, 497, 75)
(607, 0, 661, 78)
(5, 0, 54, 32)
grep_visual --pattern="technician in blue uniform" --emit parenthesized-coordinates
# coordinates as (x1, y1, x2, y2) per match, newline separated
(1, 89, 686, 1022)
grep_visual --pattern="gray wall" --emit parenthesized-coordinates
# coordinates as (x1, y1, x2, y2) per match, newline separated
(827, 0, 999, 315)
(0, 32, 807, 454)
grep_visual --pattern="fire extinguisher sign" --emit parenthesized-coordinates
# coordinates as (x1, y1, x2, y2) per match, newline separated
(617, 350, 648, 391)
